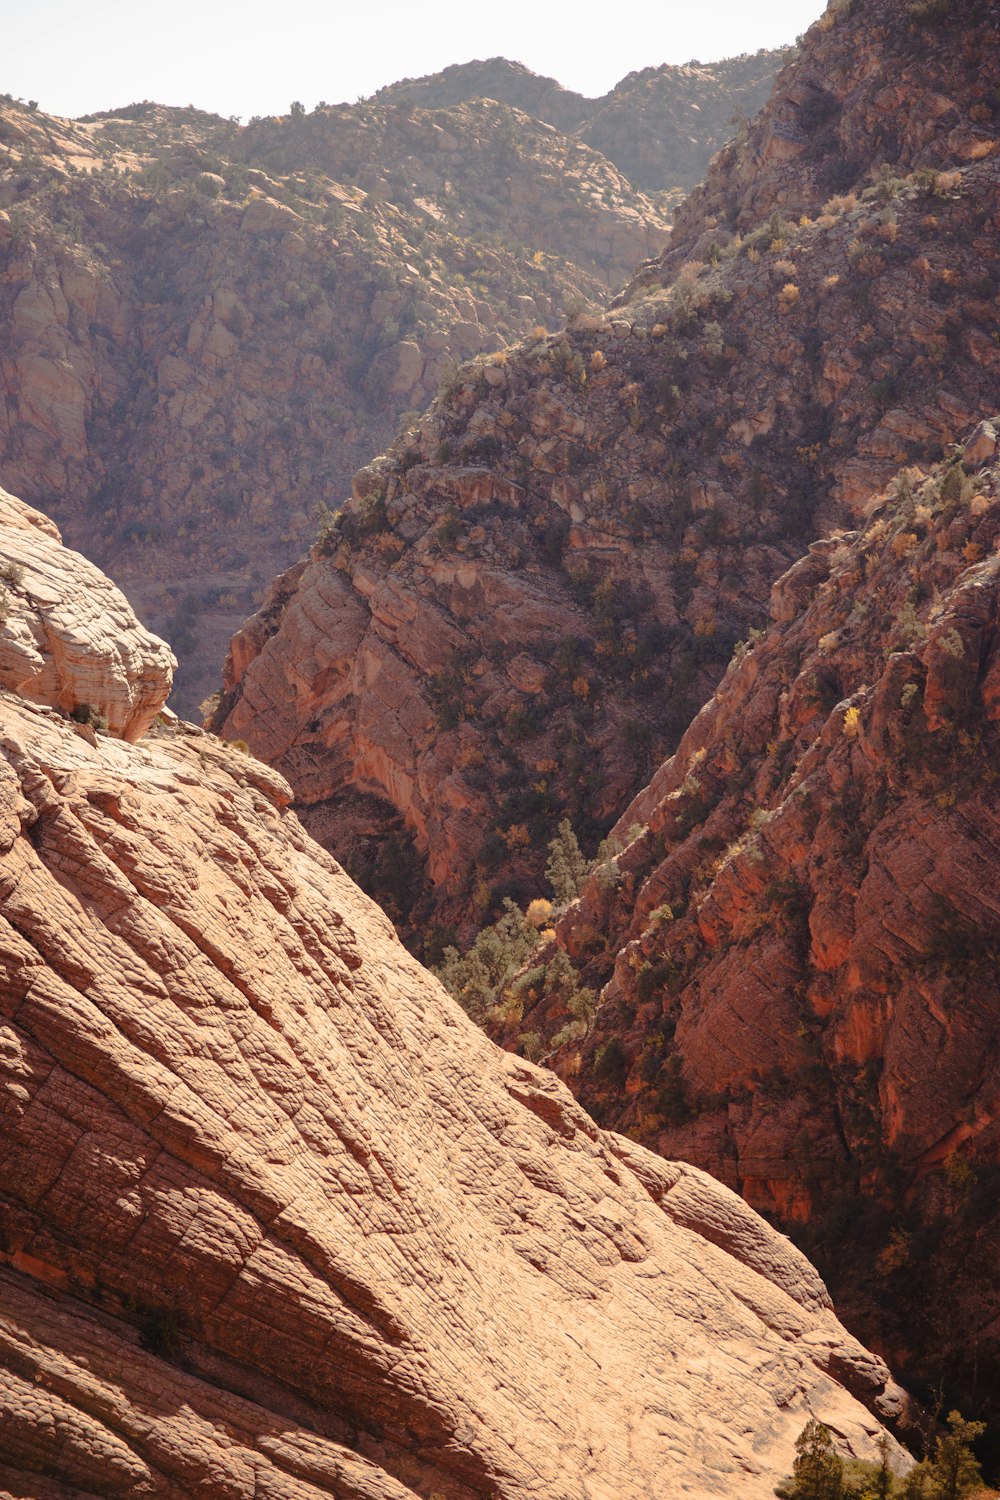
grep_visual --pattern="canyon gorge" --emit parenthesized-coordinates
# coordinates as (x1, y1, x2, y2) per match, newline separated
(2, 0, 1000, 1492)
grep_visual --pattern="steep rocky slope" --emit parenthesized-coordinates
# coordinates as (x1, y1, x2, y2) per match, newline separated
(0, 493, 912, 1496)
(375, 51, 790, 194)
(215, 0, 1000, 944)
(0, 93, 667, 713)
(487, 424, 1000, 1426)
(660, 0, 1000, 268)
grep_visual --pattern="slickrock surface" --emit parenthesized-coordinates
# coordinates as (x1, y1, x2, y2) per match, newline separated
(0, 687, 910, 1498)
(490, 430, 1000, 1422)
(0, 487, 174, 738)
(0, 90, 674, 713)
(216, 0, 1000, 942)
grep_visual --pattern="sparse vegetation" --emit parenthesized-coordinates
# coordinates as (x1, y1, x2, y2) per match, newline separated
(777, 1414, 993, 1500)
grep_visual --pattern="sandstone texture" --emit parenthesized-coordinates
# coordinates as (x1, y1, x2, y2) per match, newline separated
(0, 486, 174, 738)
(0, 530, 910, 1495)
(0, 90, 671, 712)
(216, 0, 1000, 944)
(489, 433, 1000, 1427)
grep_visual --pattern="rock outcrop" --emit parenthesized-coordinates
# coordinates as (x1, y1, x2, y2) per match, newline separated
(0, 92, 669, 712)
(489, 430, 1000, 1425)
(0, 514, 911, 1497)
(661, 0, 1000, 270)
(375, 51, 790, 194)
(0, 486, 174, 738)
(215, 0, 1000, 944)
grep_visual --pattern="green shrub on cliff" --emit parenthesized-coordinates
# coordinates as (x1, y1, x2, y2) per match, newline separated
(776, 1413, 993, 1500)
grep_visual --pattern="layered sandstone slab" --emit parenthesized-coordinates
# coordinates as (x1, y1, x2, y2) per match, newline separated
(0, 688, 907, 1498)
(0, 488, 175, 739)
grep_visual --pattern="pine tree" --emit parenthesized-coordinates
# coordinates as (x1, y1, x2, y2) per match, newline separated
(872, 1433, 894, 1500)
(899, 1411, 987, 1500)
(545, 819, 589, 906)
(926, 1412, 986, 1500)
(790, 1419, 844, 1500)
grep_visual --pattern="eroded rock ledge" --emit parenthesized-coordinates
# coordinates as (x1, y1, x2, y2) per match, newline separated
(0, 487, 175, 739)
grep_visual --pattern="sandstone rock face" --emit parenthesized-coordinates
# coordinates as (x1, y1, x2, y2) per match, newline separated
(0, 686, 910, 1497)
(0, 92, 670, 713)
(217, 0, 1000, 943)
(0, 486, 174, 738)
(492, 434, 1000, 1426)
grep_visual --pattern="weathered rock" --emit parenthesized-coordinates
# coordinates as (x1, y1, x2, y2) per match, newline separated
(374, 52, 790, 194)
(495, 437, 1000, 1429)
(0, 681, 911, 1498)
(965, 417, 999, 469)
(0, 487, 174, 738)
(0, 90, 673, 713)
(217, 0, 1000, 942)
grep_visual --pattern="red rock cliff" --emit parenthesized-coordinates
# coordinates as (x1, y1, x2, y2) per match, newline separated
(491, 424, 1000, 1423)
(216, 0, 1000, 943)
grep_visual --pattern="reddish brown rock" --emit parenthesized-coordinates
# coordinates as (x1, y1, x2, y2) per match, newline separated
(374, 51, 790, 195)
(0, 683, 914, 1498)
(493, 435, 1000, 1427)
(217, 0, 1000, 943)
(0, 93, 670, 714)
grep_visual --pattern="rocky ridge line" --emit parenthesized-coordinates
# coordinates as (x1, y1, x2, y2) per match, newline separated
(373, 51, 790, 194)
(0, 88, 669, 712)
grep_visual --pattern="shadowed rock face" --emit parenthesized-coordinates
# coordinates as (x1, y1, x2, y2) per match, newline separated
(0, 504, 911, 1497)
(492, 427, 1000, 1423)
(0, 93, 668, 715)
(215, 0, 1000, 944)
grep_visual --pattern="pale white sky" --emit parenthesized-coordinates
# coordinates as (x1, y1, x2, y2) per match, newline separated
(5, 0, 827, 121)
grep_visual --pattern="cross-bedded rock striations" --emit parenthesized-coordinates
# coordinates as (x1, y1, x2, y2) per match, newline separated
(489, 425, 1000, 1424)
(0, 509, 911, 1498)
(215, 0, 1000, 945)
(0, 486, 174, 738)
(0, 92, 669, 713)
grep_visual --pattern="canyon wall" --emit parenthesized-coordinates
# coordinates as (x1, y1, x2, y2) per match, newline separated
(489, 425, 1000, 1422)
(216, 0, 1000, 946)
(0, 90, 668, 713)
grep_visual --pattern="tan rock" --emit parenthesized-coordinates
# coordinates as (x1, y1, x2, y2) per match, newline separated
(239, 195, 302, 233)
(388, 339, 425, 394)
(0, 487, 174, 739)
(964, 416, 998, 468)
(0, 692, 906, 1498)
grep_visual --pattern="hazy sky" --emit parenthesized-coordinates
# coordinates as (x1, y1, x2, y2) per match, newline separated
(6, 0, 828, 121)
